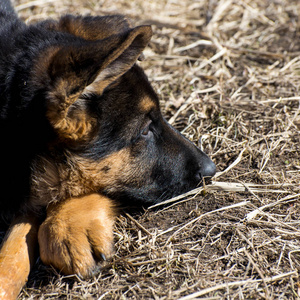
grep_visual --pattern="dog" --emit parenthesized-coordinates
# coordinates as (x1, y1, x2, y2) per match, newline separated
(0, 0, 216, 297)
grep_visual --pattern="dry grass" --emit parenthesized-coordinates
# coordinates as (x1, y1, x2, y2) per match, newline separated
(12, 0, 300, 298)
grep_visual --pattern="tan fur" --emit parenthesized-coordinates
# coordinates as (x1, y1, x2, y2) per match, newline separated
(30, 148, 137, 208)
(57, 15, 132, 41)
(43, 25, 152, 143)
(139, 96, 156, 113)
(38, 194, 115, 277)
(47, 80, 97, 142)
(30, 46, 98, 143)
(82, 70, 116, 96)
(0, 7, 156, 297)
(0, 215, 39, 300)
(81, 25, 152, 97)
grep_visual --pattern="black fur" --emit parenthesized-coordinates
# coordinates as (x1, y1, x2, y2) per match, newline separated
(0, 1, 216, 221)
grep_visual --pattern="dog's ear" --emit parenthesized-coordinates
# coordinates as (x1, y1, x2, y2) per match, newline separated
(44, 25, 152, 143)
(57, 15, 132, 40)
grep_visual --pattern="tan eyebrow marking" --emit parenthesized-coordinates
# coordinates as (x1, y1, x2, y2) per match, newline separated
(139, 96, 157, 113)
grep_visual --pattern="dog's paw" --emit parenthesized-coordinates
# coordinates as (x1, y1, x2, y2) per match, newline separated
(38, 194, 115, 277)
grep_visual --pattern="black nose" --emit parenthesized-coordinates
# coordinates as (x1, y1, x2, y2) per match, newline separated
(202, 158, 216, 178)
(199, 154, 216, 180)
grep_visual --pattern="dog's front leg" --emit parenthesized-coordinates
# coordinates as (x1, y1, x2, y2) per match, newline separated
(0, 214, 39, 300)
(38, 194, 116, 278)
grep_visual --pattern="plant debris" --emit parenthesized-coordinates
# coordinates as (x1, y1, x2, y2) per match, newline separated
(12, 0, 300, 298)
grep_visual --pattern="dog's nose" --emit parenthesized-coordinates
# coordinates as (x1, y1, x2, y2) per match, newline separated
(199, 155, 216, 180)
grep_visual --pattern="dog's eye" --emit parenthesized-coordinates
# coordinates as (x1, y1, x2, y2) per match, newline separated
(141, 121, 153, 138)
(142, 126, 150, 136)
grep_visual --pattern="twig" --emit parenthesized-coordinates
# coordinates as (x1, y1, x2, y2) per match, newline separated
(178, 271, 298, 300)
(214, 146, 247, 179)
(288, 250, 300, 270)
(165, 201, 249, 245)
(243, 249, 271, 299)
(246, 193, 300, 221)
(213, 236, 283, 262)
(173, 40, 213, 53)
(125, 213, 152, 237)
(168, 85, 219, 125)
(227, 46, 285, 59)
(15, 0, 56, 11)
(260, 96, 300, 103)
(148, 181, 290, 210)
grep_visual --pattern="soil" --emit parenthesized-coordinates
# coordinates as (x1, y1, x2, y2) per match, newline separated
(8, 0, 300, 298)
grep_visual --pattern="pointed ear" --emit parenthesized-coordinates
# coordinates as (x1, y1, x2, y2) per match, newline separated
(83, 25, 152, 95)
(44, 25, 152, 143)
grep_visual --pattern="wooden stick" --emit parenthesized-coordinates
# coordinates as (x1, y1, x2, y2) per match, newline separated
(0, 214, 39, 300)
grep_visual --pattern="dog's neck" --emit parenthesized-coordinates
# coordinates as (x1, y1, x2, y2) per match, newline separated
(30, 153, 95, 210)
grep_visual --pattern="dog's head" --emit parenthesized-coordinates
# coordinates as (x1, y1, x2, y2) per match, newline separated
(26, 15, 216, 206)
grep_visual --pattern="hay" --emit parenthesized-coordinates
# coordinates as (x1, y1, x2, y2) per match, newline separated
(12, 0, 300, 298)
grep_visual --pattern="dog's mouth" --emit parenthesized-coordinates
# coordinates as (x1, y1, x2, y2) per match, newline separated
(102, 170, 215, 207)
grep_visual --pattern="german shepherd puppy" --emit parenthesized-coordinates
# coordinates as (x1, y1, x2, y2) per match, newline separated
(0, 0, 216, 283)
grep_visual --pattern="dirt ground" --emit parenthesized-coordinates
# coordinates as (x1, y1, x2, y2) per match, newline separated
(10, 0, 300, 298)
